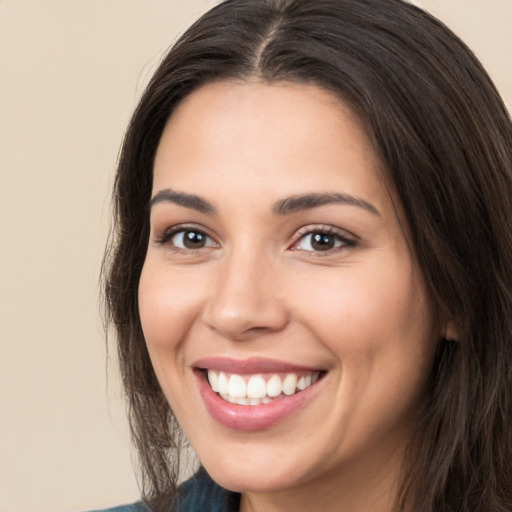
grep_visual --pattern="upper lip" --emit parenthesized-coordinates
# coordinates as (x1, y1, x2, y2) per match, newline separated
(193, 356, 324, 374)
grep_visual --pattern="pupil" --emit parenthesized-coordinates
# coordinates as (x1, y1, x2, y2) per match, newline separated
(184, 230, 205, 248)
(312, 233, 334, 251)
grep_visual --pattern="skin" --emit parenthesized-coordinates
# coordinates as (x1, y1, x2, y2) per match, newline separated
(138, 81, 441, 512)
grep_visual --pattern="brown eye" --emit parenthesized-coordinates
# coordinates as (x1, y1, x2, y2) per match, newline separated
(183, 230, 206, 248)
(293, 229, 353, 253)
(170, 229, 216, 250)
(311, 233, 336, 251)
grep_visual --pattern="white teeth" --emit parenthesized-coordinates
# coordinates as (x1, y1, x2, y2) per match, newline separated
(224, 394, 237, 404)
(207, 370, 321, 405)
(218, 372, 229, 394)
(266, 374, 282, 397)
(228, 374, 246, 398)
(207, 370, 219, 392)
(282, 373, 297, 396)
(267, 375, 283, 398)
(247, 375, 267, 399)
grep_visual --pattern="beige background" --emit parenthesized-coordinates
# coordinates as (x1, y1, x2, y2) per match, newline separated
(1, 1, 510, 511)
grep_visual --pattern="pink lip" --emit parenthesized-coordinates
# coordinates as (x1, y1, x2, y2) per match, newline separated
(194, 358, 325, 432)
(193, 356, 321, 374)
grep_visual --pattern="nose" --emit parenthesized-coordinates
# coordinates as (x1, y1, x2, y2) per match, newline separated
(202, 250, 290, 340)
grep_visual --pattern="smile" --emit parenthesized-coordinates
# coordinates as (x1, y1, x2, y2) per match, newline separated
(207, 370, 321, 405)
(193, 357, 326, 431)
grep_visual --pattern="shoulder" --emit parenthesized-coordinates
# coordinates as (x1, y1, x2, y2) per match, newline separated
(83, 469, 238, 512)
(84, 503, 150, 512)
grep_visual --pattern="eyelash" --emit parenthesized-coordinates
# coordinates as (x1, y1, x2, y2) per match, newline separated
(290, 225, 356, 254)
(154, 224, 217, 251)
(154, 224, 356, 255)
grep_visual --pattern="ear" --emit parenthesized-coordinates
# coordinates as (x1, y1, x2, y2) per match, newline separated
(441, 320, 460, 342)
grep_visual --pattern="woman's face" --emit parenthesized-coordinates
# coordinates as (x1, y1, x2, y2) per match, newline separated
(139, 81, 439, 503)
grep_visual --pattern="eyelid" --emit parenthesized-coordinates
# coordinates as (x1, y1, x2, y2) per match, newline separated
(153, 222, 355, 254)
(153, 223, 218, 248)
(289, 224, 357, 253)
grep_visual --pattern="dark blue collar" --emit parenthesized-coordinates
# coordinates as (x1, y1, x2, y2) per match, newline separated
(176, 467, 240, 512)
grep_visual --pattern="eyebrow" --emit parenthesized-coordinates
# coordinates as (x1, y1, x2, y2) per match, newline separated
(149, 189, 217, 214)
(149, 189, 380, 217)
(273, 192, 380, 216)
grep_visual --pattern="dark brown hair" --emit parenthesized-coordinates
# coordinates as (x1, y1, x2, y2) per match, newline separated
(103, 0, 512, 510)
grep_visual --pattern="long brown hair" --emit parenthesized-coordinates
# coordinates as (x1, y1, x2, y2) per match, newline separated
(103, 1, 512, 510)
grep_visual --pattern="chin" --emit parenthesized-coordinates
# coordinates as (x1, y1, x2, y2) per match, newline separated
(202, 455, 312, 494)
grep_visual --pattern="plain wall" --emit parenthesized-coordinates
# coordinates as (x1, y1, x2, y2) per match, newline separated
(1, 1, 510, 511)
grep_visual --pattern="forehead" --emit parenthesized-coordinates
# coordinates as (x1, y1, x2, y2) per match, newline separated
(154, 80, 384, 193)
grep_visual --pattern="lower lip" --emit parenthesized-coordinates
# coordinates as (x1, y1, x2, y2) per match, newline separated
(196, 371, 323, 431)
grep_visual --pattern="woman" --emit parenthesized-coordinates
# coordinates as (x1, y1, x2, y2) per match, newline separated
(101, 0, 512, 511)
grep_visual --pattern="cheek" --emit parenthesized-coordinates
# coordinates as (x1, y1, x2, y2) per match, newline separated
(137, 262, 210, 419)
(138, 262, 206, 362)
(292, 256, 437, 401)
(303, 262, 437, 448)
(300, 256, 434, 348)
